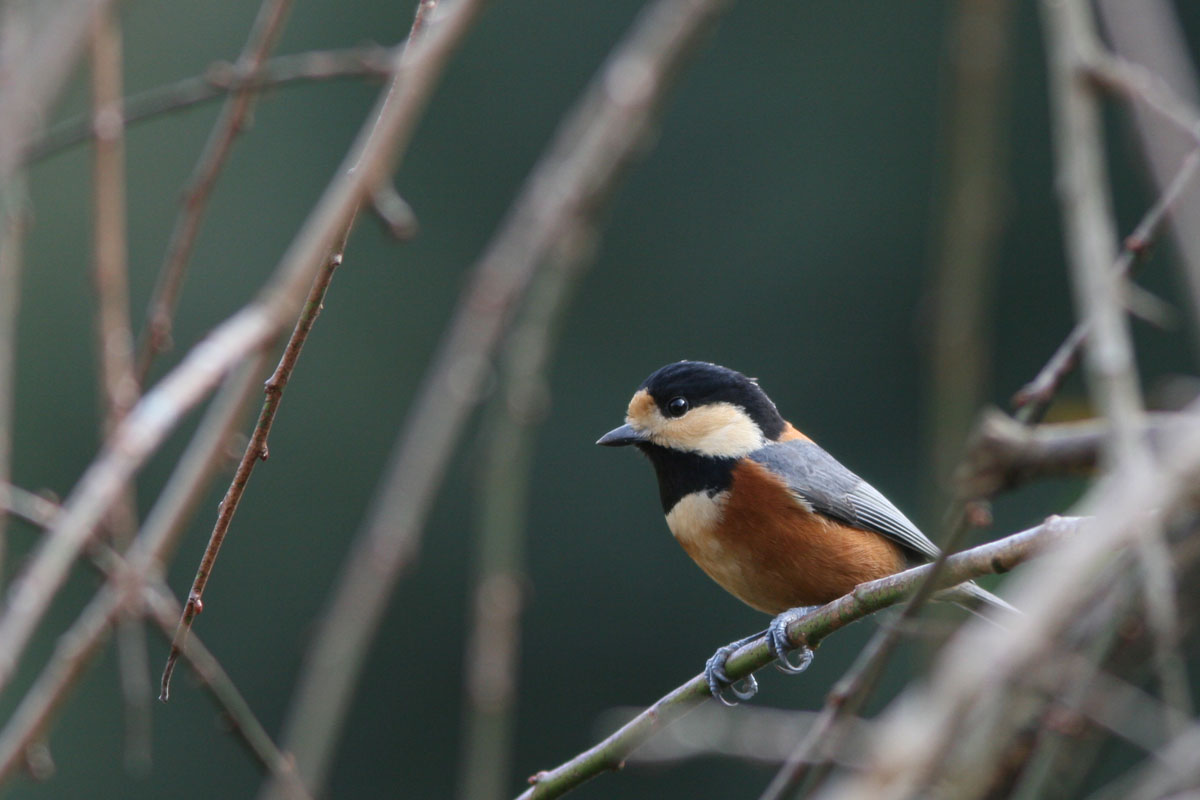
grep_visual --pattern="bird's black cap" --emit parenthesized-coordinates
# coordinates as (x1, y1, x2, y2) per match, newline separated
(638, 361, 785, 440)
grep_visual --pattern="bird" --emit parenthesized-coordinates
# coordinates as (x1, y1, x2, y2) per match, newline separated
(597, 360, 1015, 704)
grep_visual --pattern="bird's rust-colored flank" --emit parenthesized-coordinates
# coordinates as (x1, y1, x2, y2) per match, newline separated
(680, 459, 907, 614)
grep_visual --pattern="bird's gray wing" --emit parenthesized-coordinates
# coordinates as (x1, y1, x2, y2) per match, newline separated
(748, 439, 941, 562)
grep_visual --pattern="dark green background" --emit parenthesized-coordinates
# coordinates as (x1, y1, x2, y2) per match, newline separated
(6, 1, 1199, 797)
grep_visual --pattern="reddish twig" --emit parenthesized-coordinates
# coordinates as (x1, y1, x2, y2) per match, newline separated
(1011, 147, 1200, 421)
(264, 1, 733, 796)
(0, 0, 472, 695)
(135, 0, 296, 382)
(26, 46, 394, 164)
(159, 247, 342, 701)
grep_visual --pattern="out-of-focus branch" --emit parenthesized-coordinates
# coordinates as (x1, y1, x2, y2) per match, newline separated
(1044, 0, 1144, 460)
(957, 409, 1191, 498)
(161, 0, 438, 704)
(924, 0, 1013, 497)
(26, 46, 395, 164)
(0, 356, 267, 786)
(816, 399, 1200, 800)
(0, 0, 481, 697)
(0, 178, 25, 588)
(1011, 148, 1200, 422)
(265, 2, 735, 796)
(0, 490, 308, 796)
(135, 0, 295, 382)
(0, 0, 116, 180)
(456, 211, 586, 800)
(1096, 0, 1200, 329)
(88, 6, 154, 772)
(517, 517, 1081, 800)
(89, 7, 136, 428)
(1043, 0, 1192, 739)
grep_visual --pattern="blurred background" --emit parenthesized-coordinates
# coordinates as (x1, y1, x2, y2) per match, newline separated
(5, 0, 1200, 797)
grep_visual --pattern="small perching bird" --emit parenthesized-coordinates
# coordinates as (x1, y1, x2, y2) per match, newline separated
(597, 360, 1015, 703)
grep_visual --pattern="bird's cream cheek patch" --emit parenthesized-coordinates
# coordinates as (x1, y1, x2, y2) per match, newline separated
(625, 390, 764, 458)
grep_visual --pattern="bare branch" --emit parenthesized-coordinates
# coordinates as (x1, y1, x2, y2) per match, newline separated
(0, 178, 25, 587)
(0, 356, 266, 785)
(1095, 0, 1200, 345)
(957, 409, 1192, 498)
(0, 492, 307, 795)
(0, 0, 117, 180)
(25, 46, 394, 164)
(159, 247, 343, 701)
(1012, 148, 1200, 421)
(135, 0, 296, 381)
(818, 400, 1200, 800)
(265, 1, 735, 795)
(517, 517, 1082, 800)
(88, 5, 154, 771)
(0, 0, 483, 696)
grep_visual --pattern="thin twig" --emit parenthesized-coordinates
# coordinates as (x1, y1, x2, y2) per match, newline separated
(0, 0, 117, 181)
(0, 176, 25, 589)
(0, 487, 307, 795)
(0, 356, 267, 786)
(1095, 0, 1200, 356)
(25, 46, 394, 164)
(142, 588, 312, 799)
(265, 2, 733, 796)
(1012, 148, 1200, 421)
(457, 204, 587, 800)
(816, 398, 1200, 800)
(88, 6, 153, 772)
(159, 247, 343, 701)
(162, 0, 439, 705)
(517, 517, 1082, 800)
(0, 0, 477, 695)
(135, 0, 296, 382)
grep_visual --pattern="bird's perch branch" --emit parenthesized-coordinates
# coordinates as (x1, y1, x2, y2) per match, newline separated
(517, 515, 1085, 800)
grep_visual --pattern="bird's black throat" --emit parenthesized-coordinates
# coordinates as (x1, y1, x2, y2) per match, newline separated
(635, 442, 736, 513)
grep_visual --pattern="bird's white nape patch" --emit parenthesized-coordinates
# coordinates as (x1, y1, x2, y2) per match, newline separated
(624, 390, 765, 458)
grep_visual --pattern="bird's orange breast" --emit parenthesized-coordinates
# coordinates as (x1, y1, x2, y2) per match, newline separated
(666, 458, 907, 614)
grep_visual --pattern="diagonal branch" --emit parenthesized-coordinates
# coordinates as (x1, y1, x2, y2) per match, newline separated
(263, 1, 736, 795)
(0, 0, 484, 698)
(1011, 148, 1200, 421)
(158, 239, 343, 702)
(516, 517, 1083, 800)
(135, 0, 296, 382)
(0, 491, 308, 796)
(25, 46, 394, 164)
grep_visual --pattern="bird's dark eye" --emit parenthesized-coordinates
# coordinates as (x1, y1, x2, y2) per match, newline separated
(667, 396, 689, 417)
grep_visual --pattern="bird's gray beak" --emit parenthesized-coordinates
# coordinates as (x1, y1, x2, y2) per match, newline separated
(596, 423, 649, 447)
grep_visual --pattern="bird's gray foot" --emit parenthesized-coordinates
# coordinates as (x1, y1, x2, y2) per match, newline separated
(766, 606, 817, 674)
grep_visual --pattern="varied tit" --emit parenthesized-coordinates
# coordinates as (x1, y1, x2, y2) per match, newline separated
(597, 360, 1015, 704)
